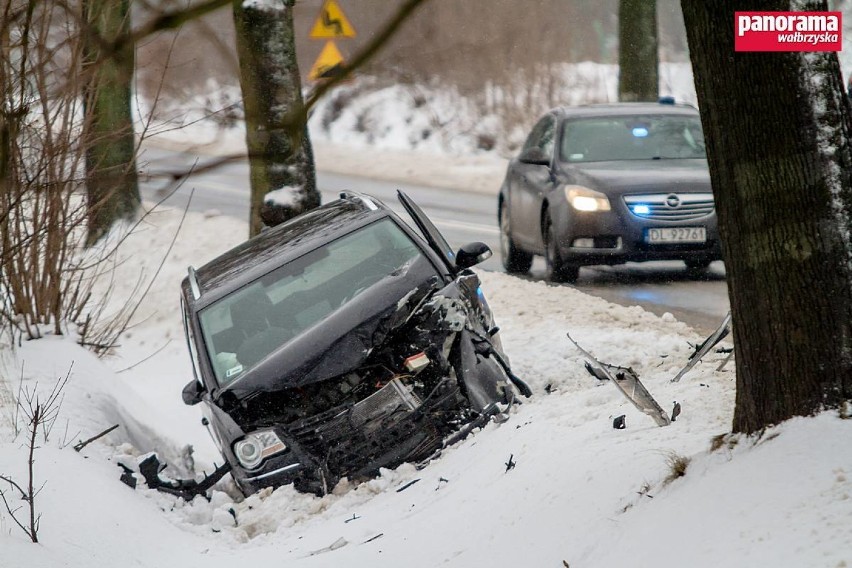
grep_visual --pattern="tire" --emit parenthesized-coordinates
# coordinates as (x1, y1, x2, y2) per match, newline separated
(499, 200, 533, 273)
(684, 258, 712, 271)
(544, 213, 579, 283)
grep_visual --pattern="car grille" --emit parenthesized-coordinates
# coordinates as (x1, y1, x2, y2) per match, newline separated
(624, 193, 715, 221)
(285, 378, 446, 477)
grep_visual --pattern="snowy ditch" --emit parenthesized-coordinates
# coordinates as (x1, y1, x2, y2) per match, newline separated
(2, 203, 850, 567)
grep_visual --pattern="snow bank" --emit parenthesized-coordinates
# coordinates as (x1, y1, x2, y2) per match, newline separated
(1, 203, 849, 568)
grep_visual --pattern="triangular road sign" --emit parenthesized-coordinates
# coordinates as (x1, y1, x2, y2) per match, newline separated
(310, 0, 356, 39)
(309, 41, 346, 81)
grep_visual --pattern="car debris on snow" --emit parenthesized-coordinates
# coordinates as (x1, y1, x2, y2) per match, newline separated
(567, 333, 672, 427)
(671, 311, 732, 382)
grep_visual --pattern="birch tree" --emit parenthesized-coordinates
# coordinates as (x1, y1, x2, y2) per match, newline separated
(232, 0, 319, 237)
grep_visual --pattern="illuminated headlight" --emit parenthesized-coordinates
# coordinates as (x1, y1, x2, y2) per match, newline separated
(233, 429, 287, 470)
(565, 186, 611, 212)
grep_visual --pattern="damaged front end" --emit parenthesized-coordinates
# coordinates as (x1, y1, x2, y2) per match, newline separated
(204, 274, 523, 497)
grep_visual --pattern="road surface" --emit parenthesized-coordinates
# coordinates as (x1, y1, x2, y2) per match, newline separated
(138, 146, 730, 334)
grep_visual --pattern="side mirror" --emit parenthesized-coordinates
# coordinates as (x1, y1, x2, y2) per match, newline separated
(182, 380, 205, 406)
(455, 242, 493, 269)
(518, 147, 550, 166)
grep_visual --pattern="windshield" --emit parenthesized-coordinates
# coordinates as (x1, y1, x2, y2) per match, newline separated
(198, 219, 426, 385)
(559, 114, 706, 163)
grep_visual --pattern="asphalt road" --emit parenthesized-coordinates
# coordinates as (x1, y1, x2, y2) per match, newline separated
(138, 146, 730, 334)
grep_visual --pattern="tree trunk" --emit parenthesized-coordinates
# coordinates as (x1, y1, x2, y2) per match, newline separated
(233, 0, 319, 238)
(83, 0, 140, 246)
(682, 0, 852, 433)
(618, 0, 658, 102)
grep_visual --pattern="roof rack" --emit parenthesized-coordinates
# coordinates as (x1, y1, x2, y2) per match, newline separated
(339, 191, 378, 211)
(187, 266, 201, 300)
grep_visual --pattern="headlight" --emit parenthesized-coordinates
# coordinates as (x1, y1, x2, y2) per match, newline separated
(565, 186, 611, 212)
(233, 429, 287, 470)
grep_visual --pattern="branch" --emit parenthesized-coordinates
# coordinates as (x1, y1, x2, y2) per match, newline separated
(0, 485, 32, 541)
(73, 424, 119, 452)
(0, 474, 27, 500)
(112, 0, 233, 56)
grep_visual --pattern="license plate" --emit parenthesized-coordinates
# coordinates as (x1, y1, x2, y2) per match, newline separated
(646, 227, 706, 244)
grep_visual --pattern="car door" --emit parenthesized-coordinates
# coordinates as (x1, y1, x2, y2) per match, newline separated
(511, 114, 557, 250)
(397, 190, 456, 273)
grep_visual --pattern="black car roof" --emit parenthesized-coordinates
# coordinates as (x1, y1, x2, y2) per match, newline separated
(186, 195, 388, 308)
(552, 102, 699, 119)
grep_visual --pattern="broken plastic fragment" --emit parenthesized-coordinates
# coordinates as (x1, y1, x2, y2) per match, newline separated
(567, 333, 671, 427)
(671, 312, 732, 383)
(403, 351, 430, 373)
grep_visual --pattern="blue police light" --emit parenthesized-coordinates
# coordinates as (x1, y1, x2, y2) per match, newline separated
(632, 127, 649, 138)
(632, 204, 651, 215)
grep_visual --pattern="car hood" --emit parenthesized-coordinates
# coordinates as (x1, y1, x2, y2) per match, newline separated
(561, 158, 711, 194)
(218, 264, 441, 401)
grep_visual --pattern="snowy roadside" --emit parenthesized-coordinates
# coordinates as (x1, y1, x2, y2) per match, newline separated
(1, 202, 850, 568)
(142, 130, 507, 197)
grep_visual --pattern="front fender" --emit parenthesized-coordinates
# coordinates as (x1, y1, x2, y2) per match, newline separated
(454, 328, 512, 413)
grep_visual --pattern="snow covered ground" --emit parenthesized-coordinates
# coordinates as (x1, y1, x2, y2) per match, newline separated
(2, 203, 851, 568)
(2, 58, 851, 567)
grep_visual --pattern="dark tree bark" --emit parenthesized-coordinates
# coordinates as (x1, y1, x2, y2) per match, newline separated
(83, 0, 140, 246)
(682, 0, 852, 433)
(618, 0, 658, 102)
(232, 0, 319, 237)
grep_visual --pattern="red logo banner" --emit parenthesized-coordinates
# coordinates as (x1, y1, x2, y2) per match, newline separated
(735, 11, 841, 52)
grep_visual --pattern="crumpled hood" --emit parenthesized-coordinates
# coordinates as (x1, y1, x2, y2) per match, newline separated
(219, 270, 441, 401)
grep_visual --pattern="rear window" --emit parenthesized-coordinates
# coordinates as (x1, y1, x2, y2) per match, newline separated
(198, 219, 426, 385)
(560, 114, 706, 163)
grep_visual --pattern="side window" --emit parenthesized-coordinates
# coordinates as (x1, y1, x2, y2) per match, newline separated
(522, 115, 556, 160)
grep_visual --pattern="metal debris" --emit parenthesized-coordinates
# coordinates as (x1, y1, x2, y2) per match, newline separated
(505, 454, 516, 472)
(396, 478, 421, 493)
(671, 312, 732, 382)
(567, 333, 671, 427)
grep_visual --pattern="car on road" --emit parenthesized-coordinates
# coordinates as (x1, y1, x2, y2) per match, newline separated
(498, 101, 721, 282)
(179, 191, 527, 496)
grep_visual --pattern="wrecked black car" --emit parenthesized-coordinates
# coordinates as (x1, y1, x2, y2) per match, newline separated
(179, 191, 529, 496)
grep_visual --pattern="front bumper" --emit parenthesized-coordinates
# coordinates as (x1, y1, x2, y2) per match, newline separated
(550, 198, 723, 266)
(231, 378, 468, 496)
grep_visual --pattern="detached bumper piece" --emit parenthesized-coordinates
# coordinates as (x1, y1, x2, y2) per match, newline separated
(567, 333, 673, 427)
(671, 311, 732, 382)
(121, 453, 233, 500)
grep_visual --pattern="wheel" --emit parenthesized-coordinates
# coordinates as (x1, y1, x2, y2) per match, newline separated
(499, 200, 533, 273)
(684, 258, 712, 271)
(544, 213, 579, 283)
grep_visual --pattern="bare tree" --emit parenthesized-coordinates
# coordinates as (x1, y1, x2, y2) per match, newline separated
(618, 0, 658, 102)
(0, 370, 69, 544)
(681, 0, 852, 432)
(233, 0, 319, 237)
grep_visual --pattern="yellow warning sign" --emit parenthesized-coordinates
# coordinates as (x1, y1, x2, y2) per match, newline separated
(309, 0, 356, 39)
(309, 41, 346, 82)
